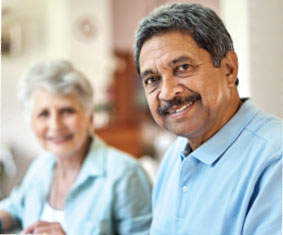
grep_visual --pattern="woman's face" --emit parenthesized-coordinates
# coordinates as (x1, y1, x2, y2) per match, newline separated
(30, 89, 93, 159)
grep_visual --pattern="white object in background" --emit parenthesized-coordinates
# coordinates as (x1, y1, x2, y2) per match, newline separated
(153, 133, 176, 161)
(0, 147, 17, 177)
(139, 155, 160, 184)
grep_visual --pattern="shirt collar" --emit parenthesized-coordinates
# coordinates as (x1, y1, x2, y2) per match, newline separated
(180, 142, 192, 161)
(188, 98, 259, 165)
(72, 136, 107, 188)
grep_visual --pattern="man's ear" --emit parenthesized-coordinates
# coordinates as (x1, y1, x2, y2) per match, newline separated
(221, 50, 238, 87)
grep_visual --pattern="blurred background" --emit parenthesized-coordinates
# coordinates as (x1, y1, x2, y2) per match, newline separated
(1, 0, 282, 198)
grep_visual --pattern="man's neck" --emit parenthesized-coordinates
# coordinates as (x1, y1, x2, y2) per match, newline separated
(188, 97, 242, 151)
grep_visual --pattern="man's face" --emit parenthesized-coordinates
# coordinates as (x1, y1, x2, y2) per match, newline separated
(139, 31, 238, 148)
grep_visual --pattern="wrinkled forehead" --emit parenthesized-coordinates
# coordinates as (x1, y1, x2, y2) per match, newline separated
(139, 31, 201, 73)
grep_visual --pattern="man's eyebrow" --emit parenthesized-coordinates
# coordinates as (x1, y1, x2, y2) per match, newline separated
(140, 56, 192, 79)
(140, 69, 154, 79)
(171, 55, 192, 65)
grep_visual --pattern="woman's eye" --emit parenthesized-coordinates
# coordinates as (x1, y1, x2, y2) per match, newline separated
(62, 108, 75, 114)
(38, 111, 49, 118)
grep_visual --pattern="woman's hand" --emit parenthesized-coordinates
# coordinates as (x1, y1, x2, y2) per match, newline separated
(0, 210, 14, 233)
(20, 220, 66, 234)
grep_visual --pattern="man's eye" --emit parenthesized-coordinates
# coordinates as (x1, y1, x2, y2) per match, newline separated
(177, 64, 190, 71)
(144, 77, 160, 86)
(174, 64, 193, 76)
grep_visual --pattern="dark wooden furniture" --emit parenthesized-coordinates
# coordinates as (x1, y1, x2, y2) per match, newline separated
(95, 50, 148, 158)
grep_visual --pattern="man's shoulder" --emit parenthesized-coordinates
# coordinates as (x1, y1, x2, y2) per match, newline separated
(245, 110, 282, 151)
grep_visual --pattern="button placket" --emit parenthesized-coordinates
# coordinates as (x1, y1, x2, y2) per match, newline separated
(177, 156, 197, 219)
(182, 185, 188, 192)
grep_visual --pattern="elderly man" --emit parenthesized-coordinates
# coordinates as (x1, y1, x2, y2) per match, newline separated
(134, 3, 282, 235)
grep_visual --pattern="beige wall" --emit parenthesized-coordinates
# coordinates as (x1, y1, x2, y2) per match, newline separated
(248, 0, 283, 118)
(221, 0, 282, 118)
(112, 0, 219, 52)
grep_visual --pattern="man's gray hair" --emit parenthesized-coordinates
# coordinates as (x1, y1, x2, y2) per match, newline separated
(18, 60, 94, 119)
(134, 3, 235, 79)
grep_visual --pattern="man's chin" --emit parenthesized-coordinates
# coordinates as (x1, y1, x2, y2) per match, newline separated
(163, 126, 189, 137)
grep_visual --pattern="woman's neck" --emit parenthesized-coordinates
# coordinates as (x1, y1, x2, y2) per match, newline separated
(49, 137, 91, 209)
(55, 137, 90, 177)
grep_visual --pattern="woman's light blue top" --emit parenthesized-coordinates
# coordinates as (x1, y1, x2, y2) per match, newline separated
(0, 137, 152, 234)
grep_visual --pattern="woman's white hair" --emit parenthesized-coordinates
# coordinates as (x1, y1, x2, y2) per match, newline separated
(18, 60, 94, 121)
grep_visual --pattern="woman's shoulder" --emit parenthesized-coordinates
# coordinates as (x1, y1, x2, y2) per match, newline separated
(23, 152, 55, 181)
(91, 136, 140, 165)
(102, 146, 141, 171)
(29, 152, 54, 168)
(100, 147, 152, 191)
(89, 139, 144, 177)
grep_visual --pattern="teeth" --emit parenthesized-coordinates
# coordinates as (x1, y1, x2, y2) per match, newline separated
(172, 102, 193, 114)
(49, 136, 70, 141)
(53, 137, 66, 141)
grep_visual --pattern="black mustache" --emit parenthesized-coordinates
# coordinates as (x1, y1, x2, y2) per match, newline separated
(158, 94, 201, 116)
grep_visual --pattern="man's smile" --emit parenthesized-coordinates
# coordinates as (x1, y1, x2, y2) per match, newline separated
(158, 94, 201, 116)
(168, 100, 195, 114)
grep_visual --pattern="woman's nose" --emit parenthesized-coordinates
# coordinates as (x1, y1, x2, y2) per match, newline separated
(49, 114, 63, 130)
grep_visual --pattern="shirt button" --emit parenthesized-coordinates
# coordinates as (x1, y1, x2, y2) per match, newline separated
(182, 186, 188, 192)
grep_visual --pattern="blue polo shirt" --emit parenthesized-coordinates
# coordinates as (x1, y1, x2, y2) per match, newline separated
(150, 99, 282, 235)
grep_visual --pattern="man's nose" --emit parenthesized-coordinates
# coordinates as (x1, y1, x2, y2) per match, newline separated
(158, 76, 183, 101)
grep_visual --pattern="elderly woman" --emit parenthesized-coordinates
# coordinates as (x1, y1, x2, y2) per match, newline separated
(0, 60, 152, 234)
